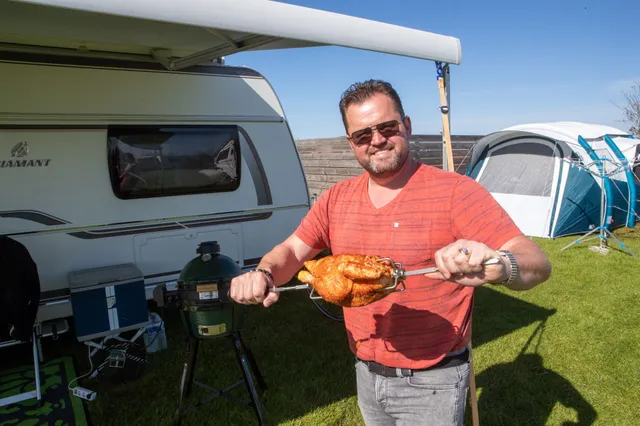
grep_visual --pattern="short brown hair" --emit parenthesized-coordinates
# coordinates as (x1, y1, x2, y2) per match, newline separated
(339, 79, 405, 132)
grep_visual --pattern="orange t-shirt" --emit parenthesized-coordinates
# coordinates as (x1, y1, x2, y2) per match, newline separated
(294, 163, 523, 369)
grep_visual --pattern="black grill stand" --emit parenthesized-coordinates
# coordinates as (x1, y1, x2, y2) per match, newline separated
(173, 331, 268, 425)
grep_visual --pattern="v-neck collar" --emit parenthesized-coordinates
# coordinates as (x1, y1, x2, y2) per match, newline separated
(362, 163, 423, 212)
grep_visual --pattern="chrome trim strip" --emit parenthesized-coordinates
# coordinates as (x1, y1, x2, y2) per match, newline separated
(2, 204, 309, 237)
(68, 212, 272, 239)
(0, 210, 69, 226)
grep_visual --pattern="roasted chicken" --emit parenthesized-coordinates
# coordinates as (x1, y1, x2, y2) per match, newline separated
(297, 254, 396, 307)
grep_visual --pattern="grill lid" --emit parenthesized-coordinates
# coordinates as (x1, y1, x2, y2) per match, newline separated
(179, 240, 240, 284)
(177, 241, 241, 306)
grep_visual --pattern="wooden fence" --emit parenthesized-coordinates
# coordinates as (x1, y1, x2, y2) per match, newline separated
(295, 134, 482, 202)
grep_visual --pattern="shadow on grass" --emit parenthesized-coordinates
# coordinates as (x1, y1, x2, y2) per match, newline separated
(471, 285, 557, 348)
(468, 287, 597, 426)
(473, 353, 597, 426)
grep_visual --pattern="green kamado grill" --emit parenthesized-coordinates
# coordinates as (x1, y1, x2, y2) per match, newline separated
(177, 240, 241, 339)
(171, 241, 267, 426)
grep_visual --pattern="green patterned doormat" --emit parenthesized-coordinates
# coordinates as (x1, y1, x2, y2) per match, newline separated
(0, 356, 89, 426)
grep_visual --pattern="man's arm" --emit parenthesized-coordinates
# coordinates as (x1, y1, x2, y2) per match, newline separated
(229, 234, 322, 307)
(427, 235, 551, 290)
(426, 176, 552, 289)
(496, 235, 552, 291)
(257, 234, 323, 287)
(231, 185, 332, 307)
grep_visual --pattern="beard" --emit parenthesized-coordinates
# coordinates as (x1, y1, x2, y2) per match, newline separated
(357, 144, 409, 178)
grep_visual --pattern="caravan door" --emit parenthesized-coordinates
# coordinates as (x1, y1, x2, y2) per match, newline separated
(474, 139, 562, 238)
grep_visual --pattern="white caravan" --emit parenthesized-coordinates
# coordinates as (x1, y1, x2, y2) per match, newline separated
(0, 57, 312, 324)
(0, 0, 462, 332)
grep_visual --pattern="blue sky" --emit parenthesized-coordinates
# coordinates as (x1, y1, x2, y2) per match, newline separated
(225, 0, 640, 140)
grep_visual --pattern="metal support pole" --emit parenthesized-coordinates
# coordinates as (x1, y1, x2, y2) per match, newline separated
(174, 337, 199, 426)
(232, 332, 268, 425)
(444, 64, 453, 171)
(469, 342, 479, 426)
(444, 62, 451, 138)
(31, 330, 42, 404)
(436, 62, 454, 172)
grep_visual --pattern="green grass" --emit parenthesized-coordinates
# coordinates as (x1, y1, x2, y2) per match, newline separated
(22, 228, 640, 425)
(467, 228, 640, 426)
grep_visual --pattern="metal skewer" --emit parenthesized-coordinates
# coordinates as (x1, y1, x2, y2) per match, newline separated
(375, 257, 502, 292)
(269, 283, 311, 293)
(266, 256, 503, 297)
(399, 257, 501, 278)
(268, 283, 324, 300)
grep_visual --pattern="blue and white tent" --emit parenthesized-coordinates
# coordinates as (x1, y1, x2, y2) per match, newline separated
(466, 122, 640, 238)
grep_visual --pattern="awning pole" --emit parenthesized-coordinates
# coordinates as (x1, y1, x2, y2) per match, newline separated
(436, 62, 454, 171)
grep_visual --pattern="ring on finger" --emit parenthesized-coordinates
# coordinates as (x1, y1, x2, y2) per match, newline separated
(459, 247, 470, 256)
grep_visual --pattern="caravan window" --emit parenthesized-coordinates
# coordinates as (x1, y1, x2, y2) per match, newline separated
(478, 142, 555, 196)
(107, 126, 241, 199)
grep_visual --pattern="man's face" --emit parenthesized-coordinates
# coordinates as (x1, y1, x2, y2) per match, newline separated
(345, 93, 412, 178)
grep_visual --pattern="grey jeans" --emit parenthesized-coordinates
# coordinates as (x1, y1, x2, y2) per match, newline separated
(355, 357, 470, 426)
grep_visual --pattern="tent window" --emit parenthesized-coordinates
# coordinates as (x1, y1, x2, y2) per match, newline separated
(107, 125, 241, 199)
(478, 142, 555, 196)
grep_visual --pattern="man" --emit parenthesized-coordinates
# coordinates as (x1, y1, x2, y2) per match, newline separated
(230, 80, 552, 425)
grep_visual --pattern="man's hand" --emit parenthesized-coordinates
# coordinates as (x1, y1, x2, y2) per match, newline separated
(423, 239, 508, 287)
(229, 270, 279, 307)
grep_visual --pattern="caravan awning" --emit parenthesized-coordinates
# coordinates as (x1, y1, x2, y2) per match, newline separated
(0, 0, 462, 70)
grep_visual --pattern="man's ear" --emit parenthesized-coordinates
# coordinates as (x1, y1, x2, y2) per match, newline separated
(346, 135, 356, 153)
(404, 116, 412, 137)
(345, 124, 355, 152)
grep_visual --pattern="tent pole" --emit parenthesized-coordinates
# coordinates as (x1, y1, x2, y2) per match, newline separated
(560, 152, 637, 257)
(603, 135, 637, 228)
(437, 62, 454, 172)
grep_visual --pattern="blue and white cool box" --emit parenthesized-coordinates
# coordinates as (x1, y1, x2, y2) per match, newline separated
(68, 263, 149, 342)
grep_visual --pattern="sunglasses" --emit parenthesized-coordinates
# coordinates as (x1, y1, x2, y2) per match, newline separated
(348, 118, 405, 146)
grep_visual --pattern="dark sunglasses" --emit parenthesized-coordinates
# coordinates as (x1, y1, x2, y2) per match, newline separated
(349, 118, 405, 145)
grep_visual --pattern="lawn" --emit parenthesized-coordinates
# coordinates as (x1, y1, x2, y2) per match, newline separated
(23, 228, 640, 425)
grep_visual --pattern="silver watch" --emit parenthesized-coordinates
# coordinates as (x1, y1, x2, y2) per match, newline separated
(497, 250, 518, 285)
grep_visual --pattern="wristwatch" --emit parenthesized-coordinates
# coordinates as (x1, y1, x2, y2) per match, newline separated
(496, 250, 518, 285)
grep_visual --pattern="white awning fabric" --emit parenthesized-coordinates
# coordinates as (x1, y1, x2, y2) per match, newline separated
(0, 0, 462, 69)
